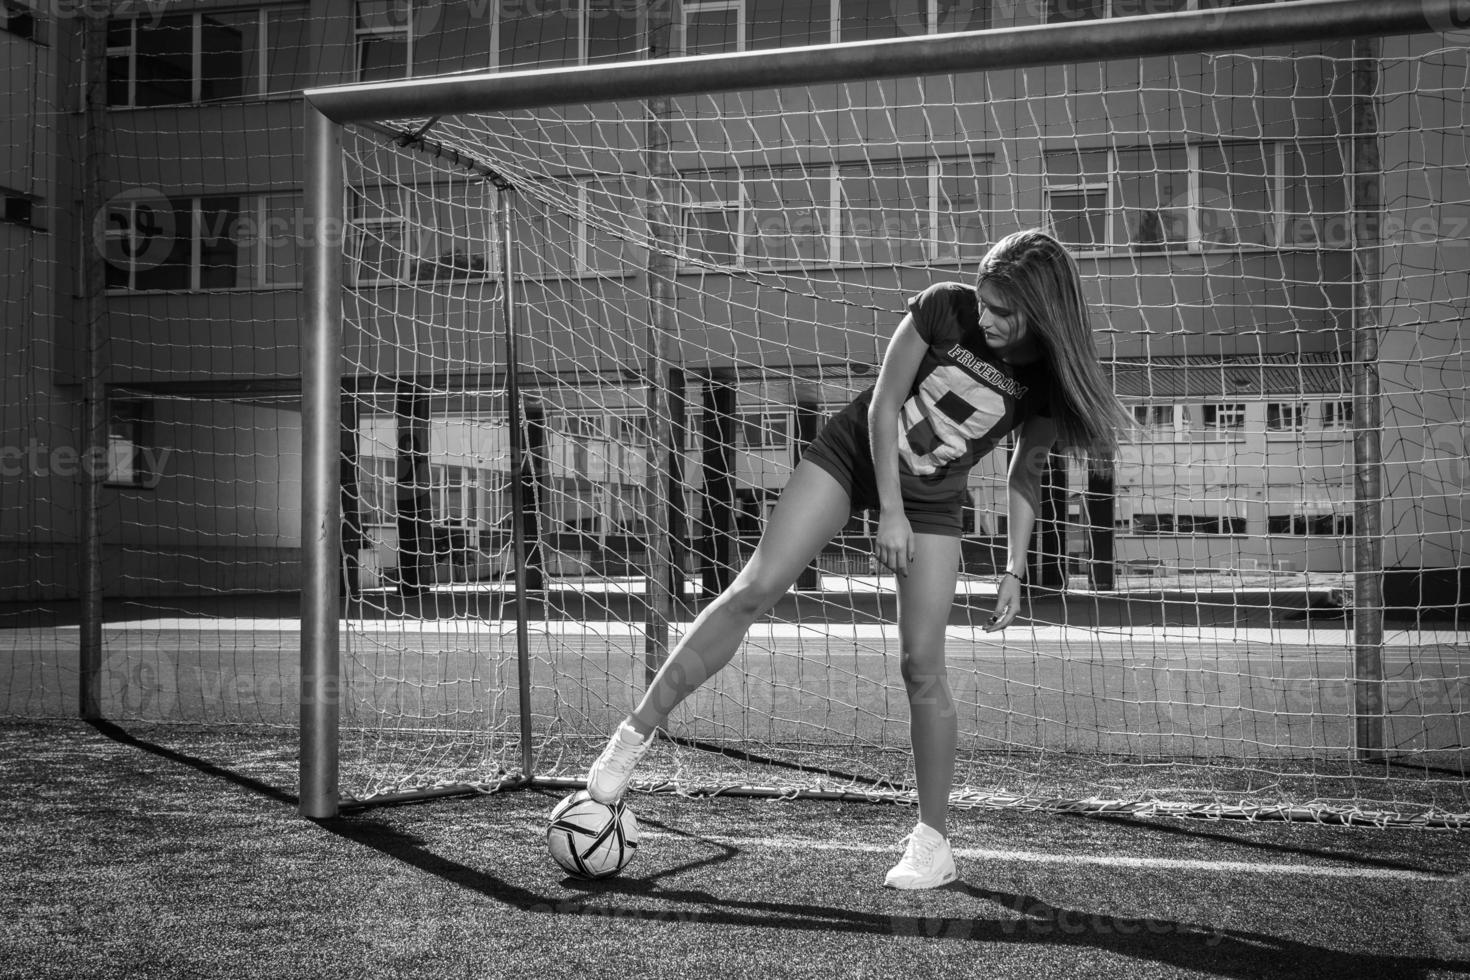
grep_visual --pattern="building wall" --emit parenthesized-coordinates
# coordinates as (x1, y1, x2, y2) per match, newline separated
(1377, 31, 1470, 575)
(8, 2, 1466, 599)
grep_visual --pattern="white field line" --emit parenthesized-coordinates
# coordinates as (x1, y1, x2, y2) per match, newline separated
(638, 831, 1457, 881)
(29, 620, 1468, 651)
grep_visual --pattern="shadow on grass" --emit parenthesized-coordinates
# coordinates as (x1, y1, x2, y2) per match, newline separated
(313, 805, 1465, 979)
(1062, 811, 1455, 876)
(87, 719, 298, 807)
(77, 721, 1466, 976)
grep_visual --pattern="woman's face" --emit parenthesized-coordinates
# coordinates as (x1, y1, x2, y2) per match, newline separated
(977, 282, 1029, 352)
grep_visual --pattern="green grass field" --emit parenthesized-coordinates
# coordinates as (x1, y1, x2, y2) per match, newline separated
(4, 719, 1470, 980)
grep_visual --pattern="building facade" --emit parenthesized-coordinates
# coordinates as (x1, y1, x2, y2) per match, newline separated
(2, 0, 1466, 602)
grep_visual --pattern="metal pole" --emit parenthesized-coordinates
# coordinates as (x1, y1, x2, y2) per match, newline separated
(299, 106, 343, 819)
(304, 0, 1458, 124)
(78, 14, 106, 720)
(500, 189, 535, 779)
(1351, 38, 1384, 762)
(641, 1, 679, 684)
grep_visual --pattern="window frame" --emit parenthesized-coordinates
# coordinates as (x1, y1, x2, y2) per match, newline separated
(678, 157, 990, 273)
(1201, 402, 1248, 431)
(108, 6, 309, 107)
(1044, 139, 1337, 257)
(1321, 399, 1354, 431)
(1266, 401, 1307, 433)
(105, 398, 158, 489)
(104, 191, 305, 293)
(1045, 0, 1273, 24)
(683, 0, 745, 54)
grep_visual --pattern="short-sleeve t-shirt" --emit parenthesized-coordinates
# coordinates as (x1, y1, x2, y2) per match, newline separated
(831, 281, 1053, 508)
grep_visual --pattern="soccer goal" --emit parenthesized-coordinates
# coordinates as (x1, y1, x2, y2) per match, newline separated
(298, 0, 1470, 824)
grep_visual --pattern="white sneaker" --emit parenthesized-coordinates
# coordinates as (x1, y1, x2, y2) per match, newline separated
(586, 720, 653, 803)
(883, 822, 957, 890)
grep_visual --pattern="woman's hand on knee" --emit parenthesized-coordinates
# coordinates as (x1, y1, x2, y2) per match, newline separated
(874, 510, 914, 577)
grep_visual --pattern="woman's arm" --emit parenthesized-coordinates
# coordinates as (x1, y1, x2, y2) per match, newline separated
(986, 412, 1059, 631)
(867, 314, 929, 577)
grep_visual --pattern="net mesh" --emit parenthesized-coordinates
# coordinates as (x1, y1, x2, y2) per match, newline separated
(1, 6, 1466, 826)
(328, 34, 1469, 821)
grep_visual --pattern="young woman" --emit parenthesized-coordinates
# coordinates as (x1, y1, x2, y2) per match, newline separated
(586, 228, 1131, 889)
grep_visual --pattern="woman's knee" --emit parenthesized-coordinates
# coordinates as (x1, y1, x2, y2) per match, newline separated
(717, 575, 784, 620)
(899, 647, 948, 689)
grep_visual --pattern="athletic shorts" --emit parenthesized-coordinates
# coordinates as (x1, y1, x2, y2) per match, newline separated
(801, 409, 966, 537)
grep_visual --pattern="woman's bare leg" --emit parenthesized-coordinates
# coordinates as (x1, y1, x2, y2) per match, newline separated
(895, 532, 963, 836)
(626, 461, 854, 735)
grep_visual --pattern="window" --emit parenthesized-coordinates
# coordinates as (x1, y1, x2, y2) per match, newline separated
(837, 0, 901, 40)
(357, 0, 411, 79)
(105, 192, 304, 292)
(1322, 400, 1354, 431)
(836, 0, 989, 41)
(933, 157, 989, 261)
(102, 192, 187, 291)
(1045, 150, 1110, 251)
(499, 0, 639, 70)
(1048, 0, 1222, 20)
(1132, 404, 1175, 430)
(359, 455, 397, 525)
(1, 190, 40, 230)
(748, 166, 830, 267)
(1114, 147, 1189, 252)
(748, 0, 827, 48)
(840, 161, 927, 265)
(682, 158, 987, 270)
(106, 400, 157, 488)
(2, 0, 40, 43)
(734, 411, 790, 449)
(1202, 403, 1246, 430)
(108, 7, 310, 105)
(1046, 141, 1329, 254)
(1198, 142, 1279, 247)
(685, 0, 742, 54)
(683, 171, 744, 267)
(505, 176, 638, 279)
(1129, 511, 1243, 535)
(1269, 513, 1352, 536)
(1132, 513, 1175, 535)
(352, 184, 499, 286)
(1267, 402, 1306, 432)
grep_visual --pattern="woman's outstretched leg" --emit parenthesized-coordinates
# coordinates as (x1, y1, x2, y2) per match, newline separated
(586, 461, 853, 802)
(884, 531, 962, 889)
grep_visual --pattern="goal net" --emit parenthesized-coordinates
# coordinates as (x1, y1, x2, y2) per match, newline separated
(310, 7, 1470, 822)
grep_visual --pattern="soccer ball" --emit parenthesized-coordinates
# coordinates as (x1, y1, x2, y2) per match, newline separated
(546, 790, 639, 879)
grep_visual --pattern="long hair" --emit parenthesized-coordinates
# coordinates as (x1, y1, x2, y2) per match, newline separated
(978, 228, 1132, 469)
